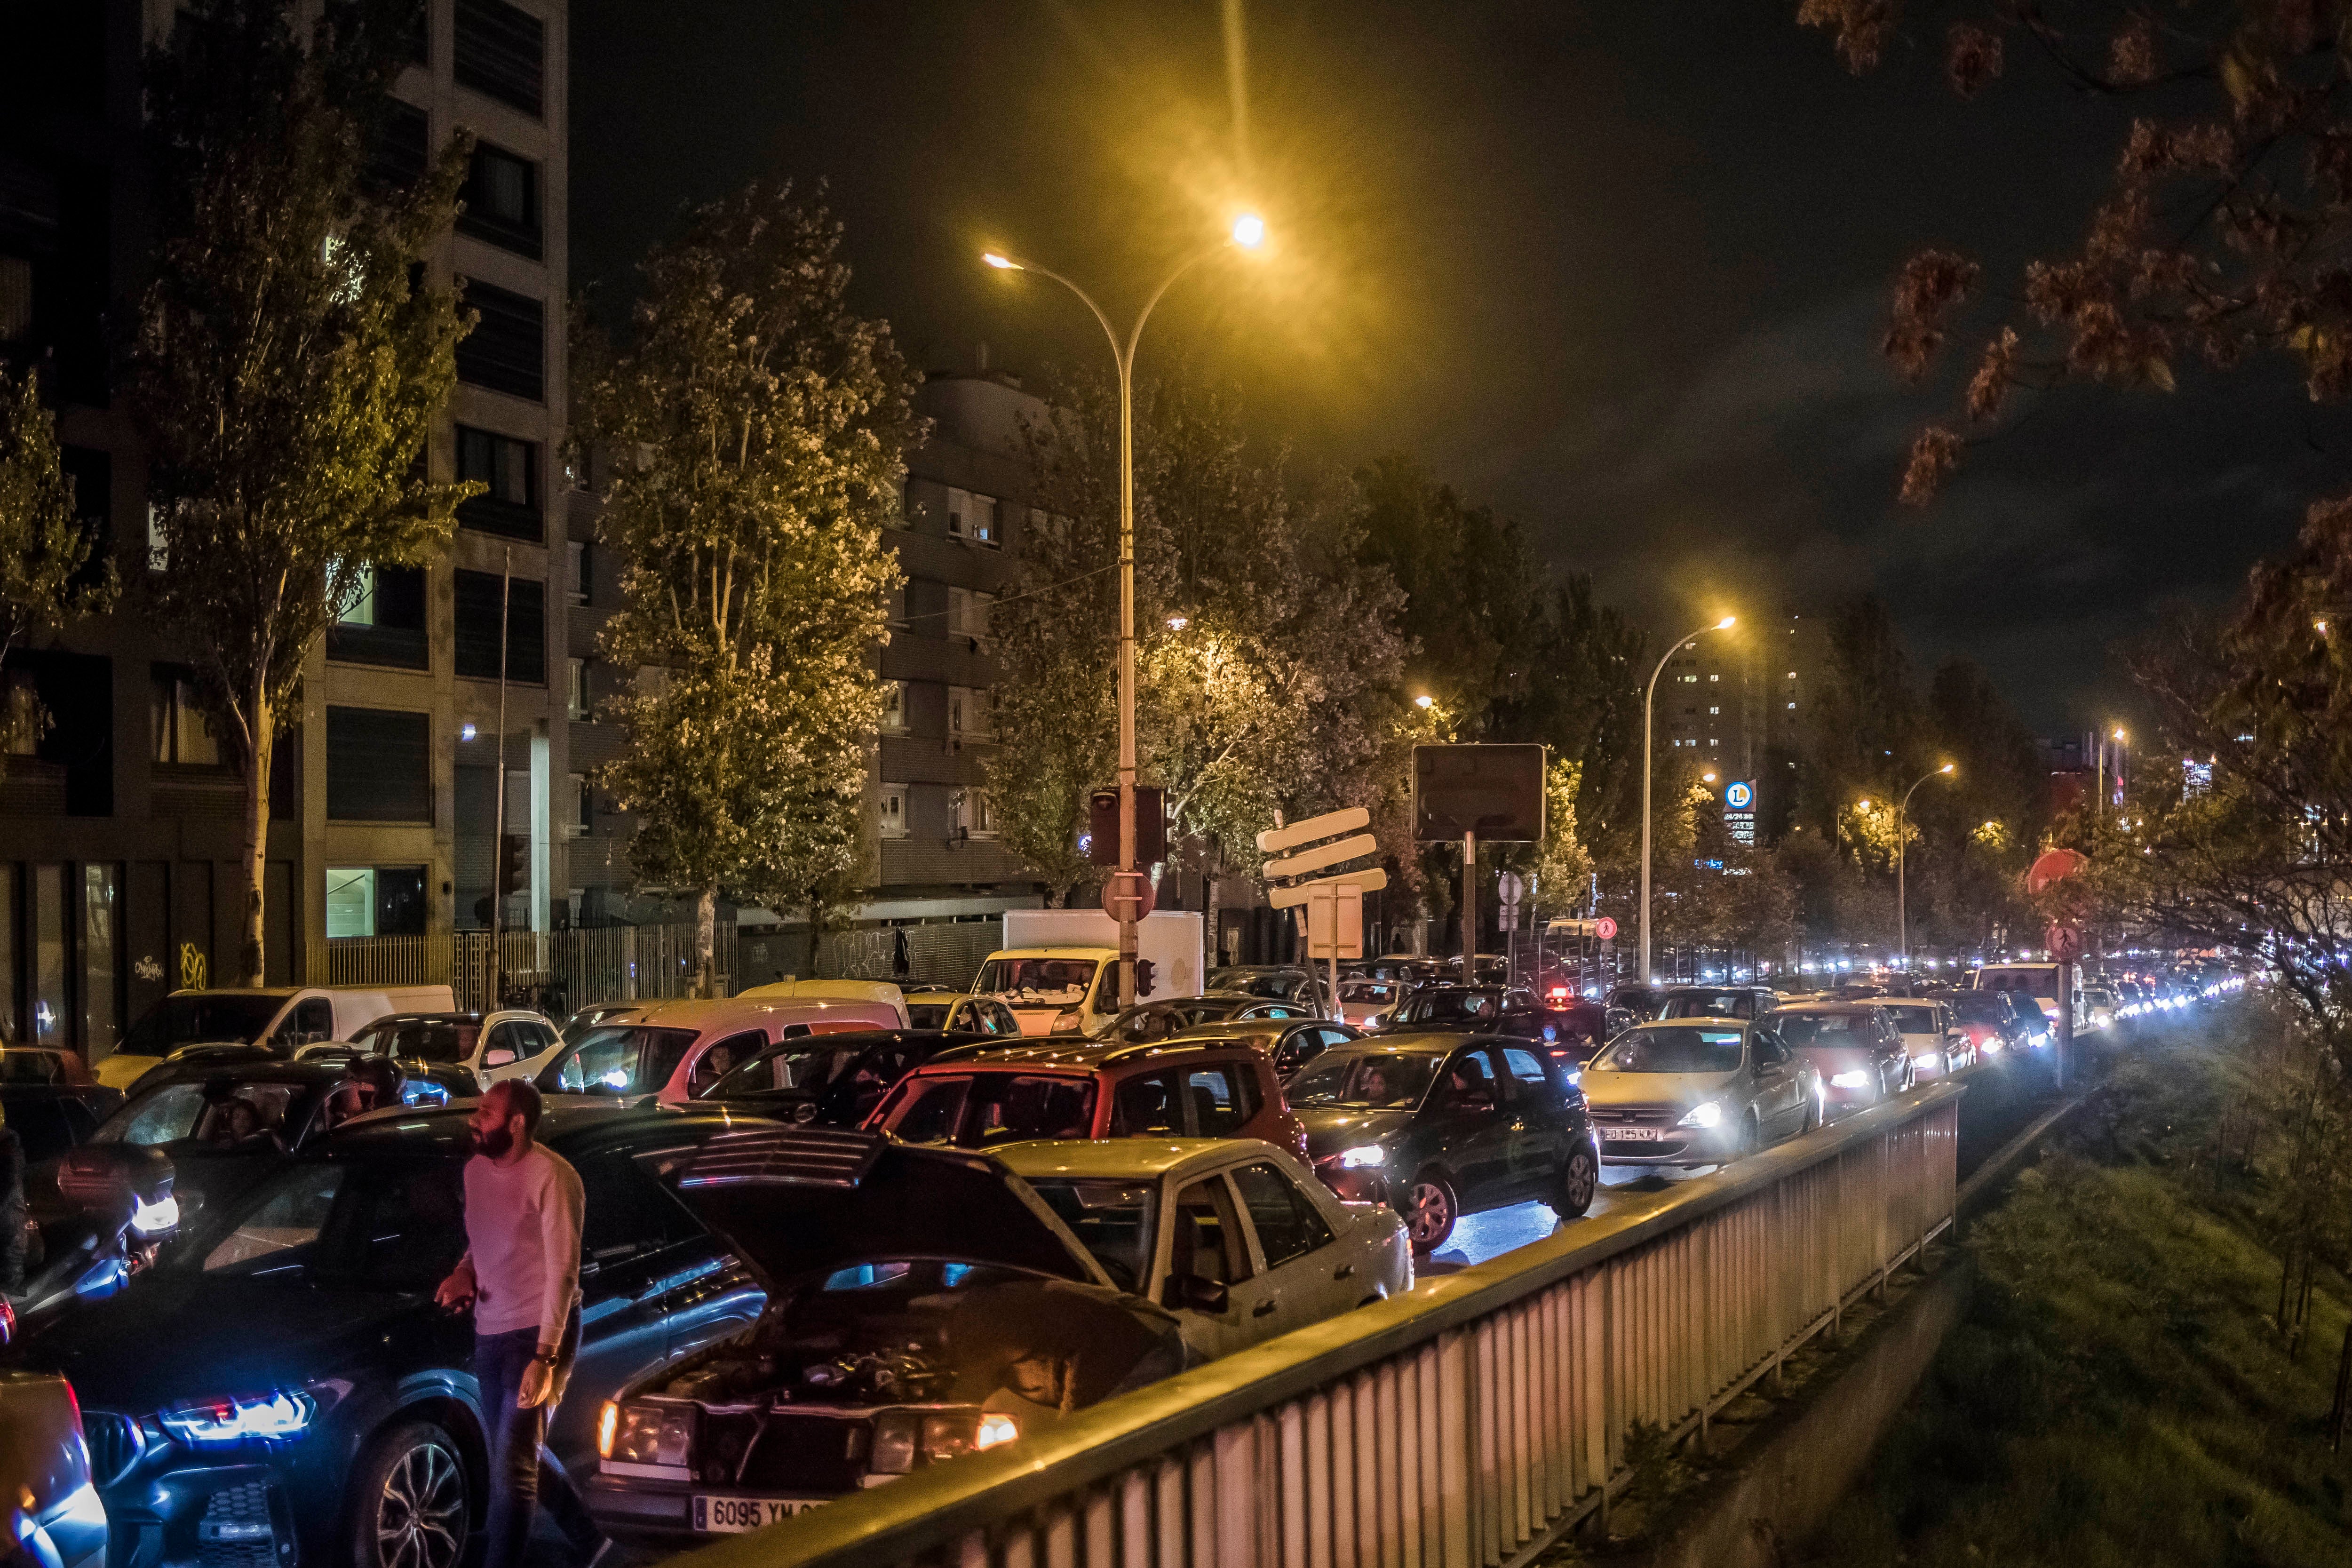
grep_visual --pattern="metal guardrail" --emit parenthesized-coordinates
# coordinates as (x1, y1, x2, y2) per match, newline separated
(675, 1082, 1963, 1568)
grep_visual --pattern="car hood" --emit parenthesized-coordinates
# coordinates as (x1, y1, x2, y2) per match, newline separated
(1578, 1069, 1741, 1109)
(1296, 1107, 1416, 1158)
(648, 1126, 1108, 1295)
(1786, 1043, 1877, 1068)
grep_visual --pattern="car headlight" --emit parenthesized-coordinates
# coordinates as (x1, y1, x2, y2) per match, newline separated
(1678, 1101, 1724, 1129)
(603, 1401, 692, 1466)
(1829, 1070, 1872, 1089)
(872, 1413, 918, 1474)
(975, 1413, 1019, 1451)
(1336, 1145, 1386, 1168)
(158, 1391, 315, 1445)
(1914, 1051, 1942, 1069)
(1051, 1009, 1084, 1034)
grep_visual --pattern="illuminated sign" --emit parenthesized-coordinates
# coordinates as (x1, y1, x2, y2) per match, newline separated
(1723, 780, 1757, 845)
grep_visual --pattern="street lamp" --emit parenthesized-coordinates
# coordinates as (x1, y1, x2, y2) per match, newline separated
(984, 214, 1268, 1008)
(1895, 764, 1955, 967)
(1640, 615, 1735, 982)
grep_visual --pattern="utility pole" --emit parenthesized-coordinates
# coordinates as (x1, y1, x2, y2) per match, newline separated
(486, 546, 511, 1011)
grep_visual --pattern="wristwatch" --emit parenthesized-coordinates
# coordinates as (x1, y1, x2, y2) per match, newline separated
(531, 1349, 560, 1365)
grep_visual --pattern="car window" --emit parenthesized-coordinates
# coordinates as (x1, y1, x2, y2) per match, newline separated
(100, 1082, 210, 1144)
(1230, 1162, 1334, 1268)
(1028, 1178, 1157, 1293)
(1882, 1006, 1940, 1034)
(906, 1003, 950, 1030)
(688, 1029, 767, 1097)
(554, 1026, 699, 1096)
(1502, 993, 1530, 1015)
(877, 1073, 1097, 1147)
(1184, 1066, 1252, 1137)
(1285, 1051, 1441, 1108)
(1755, 1032, 1791, 1065)
(1166, 1176, 1252, 1296)
(201, 1165, 344, 1276)
(1432, 1050, 1501, 1113)
(344, 1161, 468, 1288)
(1108, 1070, 1186, 1137)
(1593, 1028, 1746, 1074)
(1499, 1047, 1554, 1100)
(1773, 1013, 1873, 1050)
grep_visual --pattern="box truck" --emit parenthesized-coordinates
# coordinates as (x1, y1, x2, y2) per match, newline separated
(975, 910, 1206, 1036)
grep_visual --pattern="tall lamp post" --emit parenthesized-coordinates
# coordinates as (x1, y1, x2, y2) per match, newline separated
(1640, 615, 1736, 983)
(983, 215, 1267, 1008)
(1895, 763, 1955, 968)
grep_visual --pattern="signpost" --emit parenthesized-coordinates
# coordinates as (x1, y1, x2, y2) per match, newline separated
(1497, 870, 1524, 984)
(1723, 780, 1757, 845)
(1414, 744, 1546, 986)
(1259, 807, 1387, 1018)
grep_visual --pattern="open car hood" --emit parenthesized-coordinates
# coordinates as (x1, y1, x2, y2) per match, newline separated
(644, 1126, 1109, 1295)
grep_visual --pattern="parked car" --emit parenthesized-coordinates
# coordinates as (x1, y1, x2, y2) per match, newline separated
(2082, 985, 2120, 1030)
(1205, 966, 1316, 1003)
(736, 979, 913, 1027)
(1343, 956, 1447, 989)
(0, 1368, 108, 1568)
(560, 1001, 644, 1042)
(1090, 993, 1319, 1043)
(1374, 986, 1586, 1055)
(692, 1028, 997, 1125)
(535, 995, 906, 1106)
(1155, 1017, 1363, 1080)
(1286, 1033, 1603, 1251)
(1657, 985, 1781, 1022)
(901, 989, 1023, 1035)
(314, 1008, 564, 1090)
(1986, 989, 2055, 1053)
(1578, 1019, 1821, 1168)
(11, 1101, 766, 1568)
(0, 1048, 122, 1166)
(586, 1125, 1406, 1541)
(1334, 978, 1405, 1028)
(1871, 997, 1974, 1079)
(97, 985, 456, 1090)
(866, 1036, 1308, 1161)
(1772, 1003, 1915, 1111)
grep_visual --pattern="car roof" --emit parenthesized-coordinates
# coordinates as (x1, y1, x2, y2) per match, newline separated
(1318, 1030, 1485, 1057)
(135, 1058, 357, 1090)
(916, 1036, 1267, 1071)
(1774, 1000, 1877, 1015)
(1633, 1016, 1751, 1029)
(989, 1137, 1282, 1182)
(620, 997, 870, 1029)
(1160, 1019, 1326, 1040)
(322, 1098, 758, 1159)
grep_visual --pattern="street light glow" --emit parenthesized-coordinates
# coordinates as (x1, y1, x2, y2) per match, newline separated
(980, 251, 1021, 270)
(1857, 798, 1872, 810)
(1940, 763, 1955, 774)
(1716, 616, 1736, 629)
(1232, 213, 1266, 249)
(1414, 694, 1434, 709)
(2111, 726, 2126, 741)
(1167, 615, 1188, 630)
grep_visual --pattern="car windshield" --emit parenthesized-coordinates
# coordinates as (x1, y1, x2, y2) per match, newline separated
(972, 957, 1099, 1006)
(0, 1051, 66, 1084)
(1881, 1006, 1940, 1034)
(122, 994, 284, 1054)
(1592, 1027, 1745, 1074)
(1284, 1051, 1442, 1108)
(355, 1018, 477, 1065)
(1026, 1178, 1157, 1294)
(1338, 981, 1395, 1003)
(1948, 993, 2007, 1024)
(96, 1079, 316, 1147)
(1661, 991, 1755, 1019)
(874, 1073, 1097, 1147)
(1775, 1013, 1875, 1049)
(704, 1042, 867, 1098)
(553, 1026, 699, 1096)
(1397, 990, 1502, 1024)
(1974, 969, 2048, 993)
(905, 1003, 951, 1030)
(1102, 999, 1251, 1043)
(1209, 971, 1303, 1000)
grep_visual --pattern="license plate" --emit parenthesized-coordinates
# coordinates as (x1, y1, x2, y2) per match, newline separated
(694, 1496, 822, 1533)
(1605, 1126, 1669, 1141)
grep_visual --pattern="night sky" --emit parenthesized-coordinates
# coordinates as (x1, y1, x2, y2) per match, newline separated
(570, 1, 2344, 733)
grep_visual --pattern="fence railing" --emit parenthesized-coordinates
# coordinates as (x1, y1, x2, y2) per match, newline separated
(678, 1083, 1963, 1568)
(309, 921, 739, 1013)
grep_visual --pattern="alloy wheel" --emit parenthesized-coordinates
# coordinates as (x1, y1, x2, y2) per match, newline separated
(1406, 1181, 1455, 1248)
(375, 1436, 467, 1568)
(1560, 1149, 1598, 1214)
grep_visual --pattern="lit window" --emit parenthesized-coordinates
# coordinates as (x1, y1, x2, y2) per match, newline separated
(948, 588, 993, 643)
(946, 487, 1000, 547)
(566, 658, 589, 721)
(881, 680, 907, 734)
(878, 785, 909, 839)
(955, 788, 997, 838)
(1709, 706, 1719, 715)
(151, 669, 221, 766)
(568, 540, 588, 605)
(949, 685, 994, 740)
(1788, 702, 1796, 709)
(572, 772, 591, 833)
(326, 868, 375, 938)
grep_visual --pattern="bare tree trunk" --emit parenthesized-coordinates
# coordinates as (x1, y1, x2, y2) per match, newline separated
(695, 883, 717, 997)
(239, 682, 273, 986)
(1204, 841, 1224, 968)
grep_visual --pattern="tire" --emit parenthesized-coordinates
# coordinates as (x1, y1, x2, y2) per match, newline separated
(1733, 1111, 1760, 1161)
(346, 1419, 470, 1568)
(1402, 1170, 1460, 1253)
(1550, 1145, 1600, 1219)
(1801, 1090, 1821, 1135)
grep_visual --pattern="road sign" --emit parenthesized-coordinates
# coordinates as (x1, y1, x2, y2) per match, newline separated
(1106, 870, 1155, 920)
(1269, 867, 1388, 909)
(1595, 915, 1618, 941)
(1087, 788, 1167, 867)
(1304, 882, 1365, 960)
(1256, 806, 1370, 856)
(1497, 870, 1525, 905)
(1412, 744, 1546, 841)
(1263, 832, 1381, 883)
(2047, 922, 2084, 962)
(1545, 914, 1620, 941)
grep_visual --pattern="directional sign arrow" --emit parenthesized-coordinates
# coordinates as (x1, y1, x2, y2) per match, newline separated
(1263, 832, 1381, 883)
(1255, 807, 1371, 856)
(1268, 868, 1389, 909)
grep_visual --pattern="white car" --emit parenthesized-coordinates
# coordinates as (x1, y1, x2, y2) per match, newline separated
(1335, 978, 1405, 1028)
(993, 1138, 1414, 1358)
(308, 1009, 565, 1090)
(1869, 997, 1974, 1081)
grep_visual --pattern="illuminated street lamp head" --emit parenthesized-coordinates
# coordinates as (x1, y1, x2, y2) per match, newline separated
(2318, 618, 2331, 634)
(1857, 798, 1872, 811)
(1939, 764, 1955, 775)
(1167, 615, 1188, 631)
(980, 251, 1021, 271)
(1702, 772, 1717, 784)
(1231, 213, 1266, 249)
(1414, 694, 1434, 709)
(2111, 726, 2126, 742)
(1716, 616, 1736, 630)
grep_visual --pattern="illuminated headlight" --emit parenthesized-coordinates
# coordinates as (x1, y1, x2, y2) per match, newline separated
(1678, 1101, 1724, 1129)
(872, 1413, 919, 1474)
(975, 1413, 1019, 1451)
(158, 1391, 315, 1445)
(1914, 1052, 1942, 1070)
(130, 1191, 180, 1236)
(1981, 1038, 2002, 1053)
(1336, 1145, 1386, 1169)
(1051, 1009, 1084, 1034)
(1829, 1070, 1872, 1089)
(603, 1401, 692, 1466)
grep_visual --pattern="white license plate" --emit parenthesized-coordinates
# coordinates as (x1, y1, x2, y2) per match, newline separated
(694, 1496, 822, 1533)
(1605, 1126, 1669, 1141)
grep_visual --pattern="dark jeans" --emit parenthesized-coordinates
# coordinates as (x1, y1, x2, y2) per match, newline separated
(475, 1310, 601, 1568)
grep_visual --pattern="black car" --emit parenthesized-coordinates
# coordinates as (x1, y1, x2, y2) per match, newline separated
(1375, 987, 1584, 1052)
(1205, 966, 1315, 1003)
(1657, 986, 1780, 1022)
(1156, 1017, 1364, 1079)
(1287, 1032, 1602, 1252)
(1090, 993, 1319, 1043)
(6, 1102, 768, 1568)
(0, 1047, 122, 1165)
(692, 1028, 995, 1125)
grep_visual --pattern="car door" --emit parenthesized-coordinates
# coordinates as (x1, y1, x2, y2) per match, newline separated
(1750, 1030, 1806, 1131)
(1160, 1172, 1262, 1359)
(1496, 1045, 1572, 1193)
(1227, 1159, 1351, 1337)
(1423, 1046, 1515, 1208)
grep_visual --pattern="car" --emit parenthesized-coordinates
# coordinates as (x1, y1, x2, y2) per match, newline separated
(901, 989, 1022, 1035)
(1334, 978, 1406, 1028)
(1375, 986, 1587, 1055)
(11, 1100, 767, 1568)
(1578, 1019, 1822, 1168)
(0, 1368, 109, 1568)
(535, 995, 906, 1106)
(560, 1001, 644, 1042)
(0, 1047, 123, 1166)
(1153, 1017, 1364, 1080)
(97, 985, 457, 1090)
(1970, 961, 2083, 1033)
(583, 1126, 1407, 1542)
(1343, 956, 1447, 989)
(691, 1028, 998, 1125)
(1870, 997, 1974, 1079)
(1090, 993, 1319, 1043)
(1772, 1002, 1915, 1111)
(1206, 966, 1317, 1003)
(735, 978, 914, 1026)
(865, 1036, 1308, 1161)
(1657, 985, 1780, 1022)
(1946, 989, 2026, 1058)
(2082, 985, 2120, 1030)
(1986, 989, 2055, 1053)
(1286, 1032, 1603, 1252)
(314, 1008, 564, 1090)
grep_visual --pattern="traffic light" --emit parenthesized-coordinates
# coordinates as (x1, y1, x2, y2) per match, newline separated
(1087, 788, 1167, 866)
(498, 833, 529, 898)
(1135, 958, 1157, 998)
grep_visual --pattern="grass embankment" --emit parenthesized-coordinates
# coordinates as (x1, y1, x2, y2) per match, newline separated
(1805, 1014, 2352, 1567)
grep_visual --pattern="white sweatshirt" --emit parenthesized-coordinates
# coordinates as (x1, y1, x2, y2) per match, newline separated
(462, 1144, 584, 1345)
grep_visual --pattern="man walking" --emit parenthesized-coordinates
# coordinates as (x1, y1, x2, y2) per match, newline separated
(434, 1081, 606, 1568)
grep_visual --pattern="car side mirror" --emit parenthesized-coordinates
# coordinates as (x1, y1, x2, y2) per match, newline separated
(1167, 1274, 1230, 1314)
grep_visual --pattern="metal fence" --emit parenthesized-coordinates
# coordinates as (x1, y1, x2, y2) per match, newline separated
(679, 1083, 1962, 1568)
(309, 922, 739, 1013)
(814, 922, 1005, 991)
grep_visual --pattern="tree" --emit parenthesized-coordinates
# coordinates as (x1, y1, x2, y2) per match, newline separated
(575, 183, 916, 993)
(0, 367, 114, 760)
(132, 0, 473, 984)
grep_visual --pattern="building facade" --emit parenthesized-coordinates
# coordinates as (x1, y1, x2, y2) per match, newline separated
(0, 0, 572, 1059)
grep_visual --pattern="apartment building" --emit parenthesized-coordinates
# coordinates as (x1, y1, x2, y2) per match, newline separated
(1655, 612, 1828, 844)
(0, 0, 572, 1058)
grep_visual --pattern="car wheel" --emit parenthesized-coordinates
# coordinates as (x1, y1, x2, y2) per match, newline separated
(1550, 1146, 1599, 1219)
(348, 1420, 470, 1568)
(1403, 1171, 1459, 1252)
(1801, 1091, 1821, 1135)
(1733, 1111, 1760, 1160)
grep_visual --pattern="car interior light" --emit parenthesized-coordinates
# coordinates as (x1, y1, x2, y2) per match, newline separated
(975, 1413, 1019, 1451)
(1337, 1145, 1386, 1168)
(1678, 1101, 1724, 1129)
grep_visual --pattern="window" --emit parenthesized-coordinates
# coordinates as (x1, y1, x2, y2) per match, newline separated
(203, 1166, 345, 1276)
(1432, 1050, 1500, 1113)
(453, 0, 544, 116)
(1166, 1178, 1251, 1291)
(573, 772, 591, 833)
(1230, 1162, 1332, 1267)
(327, 563, 428, 669)
(954, 788, 996, 839)
(456, 426, 540, 539)
(1182, 1065, 1250, 1137)
(948, 587, 993, 643)
(326, 866, 428, 938)
(82, 863, 116, 1054)
(886, 583, 908, 629)
(688, 1029, 767, 1097)
(454, 570, 545, 683)
(1108, 1070, 1186, 1137)
(146, 504, 167, 573)
(876, 785, 907, 839)
(458, 142, 540, 258)
(568, 540, 589, 605)
(326, 708, 431, 822)
(880, 679, 906, 734)
(566, 658, 588, 720)
(0, 253, 31, 342)
(366, 100, 430, 191)
(454, 279, 543, 400)
(948, 685, 992, 740)
(150, 668, 221, 766)
(1499, 1047, 1556, 1102)
(1708, 706, 1720, 715)
(946, 487, 1000, 547)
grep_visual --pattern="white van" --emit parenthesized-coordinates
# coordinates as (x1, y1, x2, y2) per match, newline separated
(978, 911, 1206, 1036)
(1967, 963, 2083, 1033)
(98, 984, 456, 1090)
